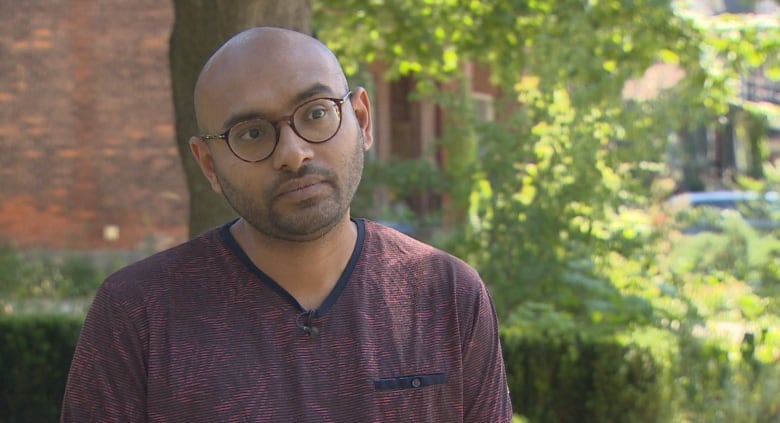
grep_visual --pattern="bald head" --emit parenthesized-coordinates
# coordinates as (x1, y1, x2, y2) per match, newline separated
(194, 27, 349, 134)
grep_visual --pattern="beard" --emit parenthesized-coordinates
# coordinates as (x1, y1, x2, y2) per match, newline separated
(215, 133, 365, 243)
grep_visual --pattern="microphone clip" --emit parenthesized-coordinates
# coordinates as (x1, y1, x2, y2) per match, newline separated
(295, 310, 319, 336)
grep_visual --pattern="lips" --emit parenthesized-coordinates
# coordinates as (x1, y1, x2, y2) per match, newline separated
(275, 175, 327, 199)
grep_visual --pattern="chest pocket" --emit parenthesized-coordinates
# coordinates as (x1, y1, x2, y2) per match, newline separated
(373, 373, 446, 390)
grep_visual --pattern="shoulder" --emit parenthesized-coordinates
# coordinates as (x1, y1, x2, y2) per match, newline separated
(359, 219, 498, 342)
(360, 219, 483, 292)
(362, 219, 466, 261)
(80, 225, 233, 346)
(97, 226, 227, 300)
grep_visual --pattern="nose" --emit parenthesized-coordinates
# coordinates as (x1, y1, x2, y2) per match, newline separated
(270, 122, 314, 172)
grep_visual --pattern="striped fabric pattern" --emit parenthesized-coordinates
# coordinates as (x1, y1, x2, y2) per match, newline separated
(61, 219, 512, 422)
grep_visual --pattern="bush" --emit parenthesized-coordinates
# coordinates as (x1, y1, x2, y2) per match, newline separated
(671, 331, 780, 423)
(0, 314, 83, 423)
(0, 245, 113, 299)
(502, 329, 670, 423)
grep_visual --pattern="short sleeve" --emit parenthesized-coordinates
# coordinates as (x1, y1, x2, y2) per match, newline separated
(457, 268, 513, 422)
(60, 280, 148, 422)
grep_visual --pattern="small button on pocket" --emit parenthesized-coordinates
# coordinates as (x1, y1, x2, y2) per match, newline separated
(374, 373, 446, 390)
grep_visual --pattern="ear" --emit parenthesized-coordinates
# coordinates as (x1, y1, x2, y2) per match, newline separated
(189, 136, 223, 194)
(351, 87, 374, 151)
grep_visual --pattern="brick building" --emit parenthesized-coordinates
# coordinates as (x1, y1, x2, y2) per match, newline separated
(1, 0, 187, 251)
(0, 1, 498, 252)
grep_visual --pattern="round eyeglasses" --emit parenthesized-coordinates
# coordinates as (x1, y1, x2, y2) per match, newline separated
(200, 91, 352, 163)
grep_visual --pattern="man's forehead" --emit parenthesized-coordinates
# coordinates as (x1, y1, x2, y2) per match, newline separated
(198, 28, 340, 89)
(194, 28, 346, 129)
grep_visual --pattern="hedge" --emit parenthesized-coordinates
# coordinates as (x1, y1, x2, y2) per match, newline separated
(502, 330, 671, 422)
(0, 314, 83, 423)
(1, 313, 678, 422)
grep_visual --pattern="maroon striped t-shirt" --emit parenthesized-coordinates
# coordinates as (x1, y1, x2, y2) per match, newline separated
(61, 219, 512, 422)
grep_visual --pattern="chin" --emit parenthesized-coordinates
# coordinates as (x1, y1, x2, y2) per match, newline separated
(252, 207, 347, 243)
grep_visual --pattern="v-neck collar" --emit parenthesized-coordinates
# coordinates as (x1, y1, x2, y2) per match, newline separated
(218, 218, 366, 316)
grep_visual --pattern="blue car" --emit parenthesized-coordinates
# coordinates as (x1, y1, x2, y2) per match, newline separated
(667, 190, 780, 233)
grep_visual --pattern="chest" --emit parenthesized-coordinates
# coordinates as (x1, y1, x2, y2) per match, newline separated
(142, 285, 465, 422)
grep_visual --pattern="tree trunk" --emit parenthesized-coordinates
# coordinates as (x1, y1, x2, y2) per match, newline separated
(715, 107, 737, 183)
(169, 0, 312, 237)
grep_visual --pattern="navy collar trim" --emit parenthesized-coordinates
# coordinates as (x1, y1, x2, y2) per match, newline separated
(218, 218, 366, 316)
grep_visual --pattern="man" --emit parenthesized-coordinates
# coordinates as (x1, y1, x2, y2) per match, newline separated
(61, 27, 512, 422)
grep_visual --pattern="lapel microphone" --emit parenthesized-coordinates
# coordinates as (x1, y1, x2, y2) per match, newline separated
(295, 310, 319, 336)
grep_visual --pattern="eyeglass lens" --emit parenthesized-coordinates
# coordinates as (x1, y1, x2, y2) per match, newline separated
(227, 98, 342, 162)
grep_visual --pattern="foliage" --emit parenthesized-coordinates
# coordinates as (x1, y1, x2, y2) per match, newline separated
(316, 1, 780, 418)
(351, 157, 446, 228)
(316, 0, 780, 312)
(316, 0, 683, 320)
(0, 314, 83, 423)
(685, 12, 780, 112)
(501, 328, 671, 422)
(614, 206, 780, 420)
(0, 245, 117, 301)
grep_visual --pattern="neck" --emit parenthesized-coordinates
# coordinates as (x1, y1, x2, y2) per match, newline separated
(230, 216, 358, 310)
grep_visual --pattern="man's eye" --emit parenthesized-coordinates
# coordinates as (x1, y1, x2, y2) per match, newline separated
(306, 106, 329, 120)
(237, 126, 266, 141)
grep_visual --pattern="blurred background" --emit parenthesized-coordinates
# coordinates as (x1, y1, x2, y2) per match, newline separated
(1, 0, 779, 421)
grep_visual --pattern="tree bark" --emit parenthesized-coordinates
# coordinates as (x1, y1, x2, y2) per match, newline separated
(169, 0, 312, 237)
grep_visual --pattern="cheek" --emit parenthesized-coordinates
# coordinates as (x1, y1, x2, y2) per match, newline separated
(215, 161, 269, 193)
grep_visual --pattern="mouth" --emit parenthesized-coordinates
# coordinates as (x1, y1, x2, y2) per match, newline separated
(275, 176, 328, 200)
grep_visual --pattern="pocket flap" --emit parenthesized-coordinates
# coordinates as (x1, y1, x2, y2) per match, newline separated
(373, 373, 446, 390)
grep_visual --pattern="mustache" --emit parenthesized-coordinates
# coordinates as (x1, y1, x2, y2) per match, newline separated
(271, 163, 336, 188)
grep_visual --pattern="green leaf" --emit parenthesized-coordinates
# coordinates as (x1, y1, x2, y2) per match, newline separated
(658, 48, 679, 64)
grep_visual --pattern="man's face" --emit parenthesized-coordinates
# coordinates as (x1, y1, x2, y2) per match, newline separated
(215, 116, 366, 242)
(191, 30, 373, 242)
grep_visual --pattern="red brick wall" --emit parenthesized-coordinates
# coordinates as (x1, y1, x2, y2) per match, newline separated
(0, 0, 188, 251)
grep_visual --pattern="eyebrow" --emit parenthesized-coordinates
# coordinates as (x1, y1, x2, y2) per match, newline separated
(220, 83, 338, 132)
(290, 83, 335, 107)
